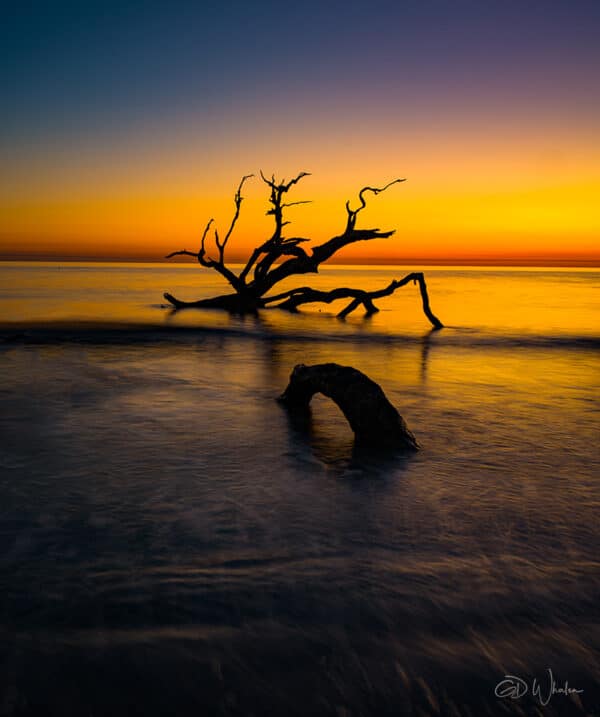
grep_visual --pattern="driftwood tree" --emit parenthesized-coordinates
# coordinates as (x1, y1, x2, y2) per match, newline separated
(164, 172, 443, 328)
(279, 363, 419, 451)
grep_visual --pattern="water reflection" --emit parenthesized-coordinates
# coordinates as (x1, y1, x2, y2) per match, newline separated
(2, 262, 598, 338)
(1, 263, 599, 715)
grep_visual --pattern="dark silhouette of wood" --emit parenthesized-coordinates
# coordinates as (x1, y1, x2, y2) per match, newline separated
(164, 172, 443, 328)
(279, 363, 419, 451)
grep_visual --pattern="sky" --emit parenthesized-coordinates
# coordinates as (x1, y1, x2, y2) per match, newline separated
(1, 0, 599, 264)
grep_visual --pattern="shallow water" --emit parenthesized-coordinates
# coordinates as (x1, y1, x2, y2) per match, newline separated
(1, 263, 599, 715)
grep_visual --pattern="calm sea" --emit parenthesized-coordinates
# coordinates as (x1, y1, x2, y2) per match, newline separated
(1, 262, 599, 716)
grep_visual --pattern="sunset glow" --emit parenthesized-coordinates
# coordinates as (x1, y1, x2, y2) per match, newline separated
(1, 2, 599, 265)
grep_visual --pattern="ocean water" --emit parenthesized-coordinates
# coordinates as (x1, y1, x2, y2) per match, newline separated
(0, 262, 599, 716)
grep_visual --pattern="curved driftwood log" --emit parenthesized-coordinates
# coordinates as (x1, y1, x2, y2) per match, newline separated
(279, 363, 419, 450)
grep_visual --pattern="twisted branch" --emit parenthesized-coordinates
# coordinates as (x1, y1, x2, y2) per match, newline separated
(252, 178, 403, 295)
(164, 179, 251, 292)
(218, 174, 253, 261)
(344, 179, 405, 232)
(262, 272, 443, 329)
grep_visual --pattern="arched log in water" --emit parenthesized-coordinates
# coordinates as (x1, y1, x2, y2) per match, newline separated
(278, 363, 419, 451)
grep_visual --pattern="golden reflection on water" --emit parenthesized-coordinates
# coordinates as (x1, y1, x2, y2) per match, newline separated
(1, 262, 599, 338)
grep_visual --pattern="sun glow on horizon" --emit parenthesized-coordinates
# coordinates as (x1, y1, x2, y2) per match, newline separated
(2, 161, 598, 265)
(2, 2, 599, 266)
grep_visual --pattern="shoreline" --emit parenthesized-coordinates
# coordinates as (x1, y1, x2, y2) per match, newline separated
(1, 322, 599, 350)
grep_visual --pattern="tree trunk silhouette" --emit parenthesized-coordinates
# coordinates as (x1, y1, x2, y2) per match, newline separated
(279, 363, 419, 451)
(164, 172, 443, 329)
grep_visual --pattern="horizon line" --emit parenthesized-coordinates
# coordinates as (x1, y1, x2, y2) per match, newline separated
(1, 255, 599, 268)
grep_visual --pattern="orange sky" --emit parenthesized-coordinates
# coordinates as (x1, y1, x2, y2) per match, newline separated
(2, 125, 598, 265)
(2, 3, 599, 266)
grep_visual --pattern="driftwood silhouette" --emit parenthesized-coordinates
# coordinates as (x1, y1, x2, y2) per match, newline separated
(279, 363, 419, 451)
(164, 172, 443, 328)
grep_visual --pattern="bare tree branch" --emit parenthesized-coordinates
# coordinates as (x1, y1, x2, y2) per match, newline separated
(262, 272, 443, 328)
(282, 200, 312, 209)
(251, 178, 404, 294)
(238, 246, 264, 284)
(165, 218, 214, 262)
(260, 171, 311, 193)
(165, 249, 199, 259)
(220, 174, 253, 260)
(260, 170, 311, 244)
(345, 179, 406, 232)
(239, 171, 311, 282)
(197, 219, 215, 266)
